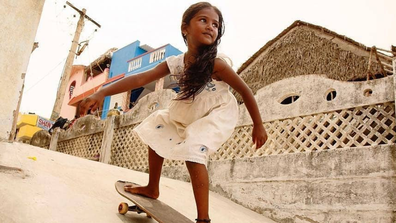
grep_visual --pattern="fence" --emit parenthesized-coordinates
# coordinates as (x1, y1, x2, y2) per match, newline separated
(44, 75, 395, 173)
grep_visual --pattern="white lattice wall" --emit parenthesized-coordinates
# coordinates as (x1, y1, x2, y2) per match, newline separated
(57, 133, 103, 159)
(100, 102, 396, 170)
(109, 125, 148, 171)
(53, 75, 395, 173)
(211, 102, 395, 161)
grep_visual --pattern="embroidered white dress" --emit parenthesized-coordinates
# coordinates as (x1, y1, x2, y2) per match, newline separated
(134, 53, 238, 164)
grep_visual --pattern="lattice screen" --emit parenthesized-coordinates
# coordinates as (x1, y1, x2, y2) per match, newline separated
(56, 102, 395, 170)
(109, 124, 185, 171)
(57, 133, 103, 159)
(211, 102, 395, 161)
(109, 124, 148, 171)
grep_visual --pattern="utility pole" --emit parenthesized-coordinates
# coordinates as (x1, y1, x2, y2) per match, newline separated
(50, 1, 100, 121)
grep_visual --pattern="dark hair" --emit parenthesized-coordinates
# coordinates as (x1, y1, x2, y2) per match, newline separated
(177, 2, 225, 100)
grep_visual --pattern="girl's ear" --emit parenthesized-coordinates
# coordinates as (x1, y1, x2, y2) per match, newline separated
(181, 22, 188, 36)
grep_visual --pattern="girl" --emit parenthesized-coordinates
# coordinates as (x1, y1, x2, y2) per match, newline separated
(79, 2, 268, 222)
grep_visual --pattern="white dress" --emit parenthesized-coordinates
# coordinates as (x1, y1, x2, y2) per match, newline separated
(134, 53, 239, 165)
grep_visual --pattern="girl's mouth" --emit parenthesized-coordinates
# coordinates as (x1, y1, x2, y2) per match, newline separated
(203, 33, 212, 38)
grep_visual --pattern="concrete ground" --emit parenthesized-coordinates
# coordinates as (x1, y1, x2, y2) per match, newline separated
(0, 142, 276, 223)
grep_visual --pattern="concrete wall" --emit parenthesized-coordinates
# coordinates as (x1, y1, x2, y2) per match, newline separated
(208, 145, 396, 222)
(0, 0, 45, 141)
(208, 76, 395, 222)
(160, 75, 396, 222)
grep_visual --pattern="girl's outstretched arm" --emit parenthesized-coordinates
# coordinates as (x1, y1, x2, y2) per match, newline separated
(79, 62, 170, 116)
(214, 59, 268, 149)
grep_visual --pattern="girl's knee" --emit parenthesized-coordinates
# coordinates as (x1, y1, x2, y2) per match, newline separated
(185, 161, 206, 169)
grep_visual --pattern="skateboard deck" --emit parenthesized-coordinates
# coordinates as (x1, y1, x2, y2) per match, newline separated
(115, 180, 193, 223)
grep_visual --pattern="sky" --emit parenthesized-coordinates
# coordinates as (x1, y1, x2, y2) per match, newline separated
(20, 0, 396, 119)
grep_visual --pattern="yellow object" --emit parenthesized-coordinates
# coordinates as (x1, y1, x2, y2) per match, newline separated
(17, 114, 38, 128)
(16, 113, 53, 143)
(17, 125, 42, 141)
(28, 156, 37, 161)
(107, 109, 120, 117)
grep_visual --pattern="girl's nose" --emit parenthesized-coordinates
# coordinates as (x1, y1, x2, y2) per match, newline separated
(206, 24, 214, 31)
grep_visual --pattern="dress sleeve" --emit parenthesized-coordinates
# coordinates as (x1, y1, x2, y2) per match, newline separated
(165, 54, 183, 75)
(216, 53, 233, 67)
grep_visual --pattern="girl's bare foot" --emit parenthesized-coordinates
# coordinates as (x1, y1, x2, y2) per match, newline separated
(124, 184, 159, 199)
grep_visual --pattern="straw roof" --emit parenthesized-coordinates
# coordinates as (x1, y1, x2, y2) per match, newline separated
(234, 20, 394, 102)
(84, 48, 118, 74)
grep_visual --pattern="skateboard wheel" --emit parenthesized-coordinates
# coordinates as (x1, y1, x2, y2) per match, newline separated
(118, 202, 129, 215)
(146, 213, 152, 218)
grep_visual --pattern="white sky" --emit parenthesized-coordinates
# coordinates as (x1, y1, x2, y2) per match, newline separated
(21, 0, 396, 119)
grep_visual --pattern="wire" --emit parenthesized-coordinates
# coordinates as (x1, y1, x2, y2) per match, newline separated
(25, 57, 67, 93)
(54, 0, 66, 18)
(81, 26, 97, 42)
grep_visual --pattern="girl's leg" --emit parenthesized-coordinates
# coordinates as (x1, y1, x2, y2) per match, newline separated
(185, 161, 210, 222)
(124, 147, 164, 199)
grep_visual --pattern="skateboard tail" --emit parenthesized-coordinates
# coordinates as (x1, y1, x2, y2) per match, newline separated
(115, 180, 194, 223)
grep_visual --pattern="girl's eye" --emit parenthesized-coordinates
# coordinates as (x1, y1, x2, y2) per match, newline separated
(200, 18, 206, 23)
(212, 23, 219, 28)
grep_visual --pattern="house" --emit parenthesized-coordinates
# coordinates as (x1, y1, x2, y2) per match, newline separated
(60, 48, 117, 120)
(58, 41, 182, 120)
(101, 41, 182, 118)
(234, 20, 393, 102)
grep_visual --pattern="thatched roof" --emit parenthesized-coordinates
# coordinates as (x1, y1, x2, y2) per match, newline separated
(234, 20, 394, 102)
(84, 48, 118, 74)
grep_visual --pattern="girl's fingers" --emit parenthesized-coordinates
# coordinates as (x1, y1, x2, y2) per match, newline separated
(256, 141, 262, 149)
(256, 138, 267, 149)
(79, 101, 87, 116)
(255, 139, 260, 149)
(252, 137, 258, 149)
(91, 102, 99, 113)
(79, 98, 94, 116)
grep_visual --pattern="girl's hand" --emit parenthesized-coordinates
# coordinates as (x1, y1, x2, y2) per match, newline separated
(79, 91, 105, 117)
(252, 123, 268, 149)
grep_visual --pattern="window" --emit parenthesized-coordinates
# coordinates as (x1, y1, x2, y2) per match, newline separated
(69, 81, 76, 99)
(325, 89, 337, 101)
(279, 95, 300, 105)
(149, 48, 166, 63)
(128, 58, 142, 72)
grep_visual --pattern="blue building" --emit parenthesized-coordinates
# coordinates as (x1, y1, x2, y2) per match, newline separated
(101, 40, 182, 118)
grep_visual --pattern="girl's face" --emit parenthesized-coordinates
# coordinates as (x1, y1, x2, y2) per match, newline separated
(183, 7, 220, 48)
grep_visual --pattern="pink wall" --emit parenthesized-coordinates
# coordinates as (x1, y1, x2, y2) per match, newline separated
(59, 66, 108, 120)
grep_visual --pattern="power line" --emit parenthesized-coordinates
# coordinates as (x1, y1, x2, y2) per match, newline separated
(25, 57, 67, 93)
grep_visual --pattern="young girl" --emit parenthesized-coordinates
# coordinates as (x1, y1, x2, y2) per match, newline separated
(79, 2, 267, 222)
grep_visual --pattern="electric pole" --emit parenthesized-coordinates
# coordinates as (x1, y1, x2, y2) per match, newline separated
(50, 1, 100, 121)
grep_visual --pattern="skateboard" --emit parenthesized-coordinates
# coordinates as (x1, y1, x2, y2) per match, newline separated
(115, 180, 194, 223)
